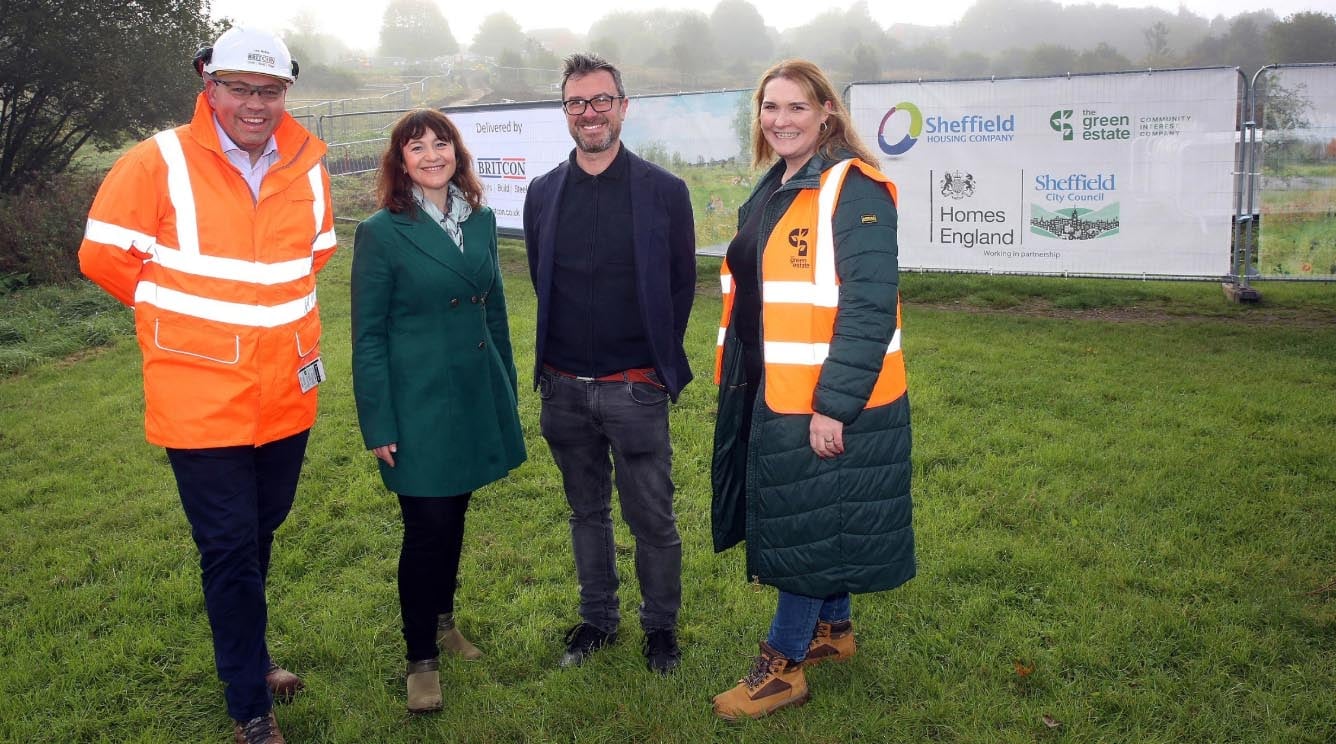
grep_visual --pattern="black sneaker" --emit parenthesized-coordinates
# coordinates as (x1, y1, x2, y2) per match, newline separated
(559, 622, 616, 668)
(643, 628, 681, 675)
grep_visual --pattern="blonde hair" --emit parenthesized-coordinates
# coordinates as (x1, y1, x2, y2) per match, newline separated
(750, 59, 878, 169)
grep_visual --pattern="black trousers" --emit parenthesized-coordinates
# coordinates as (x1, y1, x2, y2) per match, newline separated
(166, 429, 309, 721)
(397, 492, 472, 662)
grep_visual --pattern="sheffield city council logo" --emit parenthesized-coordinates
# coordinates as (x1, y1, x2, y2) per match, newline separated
(878, 101, 922, 157)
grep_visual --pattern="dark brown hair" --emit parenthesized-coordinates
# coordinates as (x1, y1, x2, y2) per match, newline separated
(377, 109, 483, 214)
(561, 52, 625, 98)
(750, 59, 878, 168)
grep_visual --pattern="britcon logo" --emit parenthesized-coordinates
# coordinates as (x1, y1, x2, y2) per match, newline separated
(476, 157, 526, 180)
(877, 102, 922, 157)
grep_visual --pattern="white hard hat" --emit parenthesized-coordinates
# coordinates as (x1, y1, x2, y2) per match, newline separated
(196, 26, 297, 83)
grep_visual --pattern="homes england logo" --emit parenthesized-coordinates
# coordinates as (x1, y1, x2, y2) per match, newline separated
(940, 170, 976, 199)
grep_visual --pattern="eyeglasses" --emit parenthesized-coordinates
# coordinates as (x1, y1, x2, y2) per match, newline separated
(209, 75, 287, 102)
(561, 94, 623, 116)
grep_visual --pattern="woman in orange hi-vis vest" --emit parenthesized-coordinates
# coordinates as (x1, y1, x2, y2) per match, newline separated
(710, 60, 914, 721)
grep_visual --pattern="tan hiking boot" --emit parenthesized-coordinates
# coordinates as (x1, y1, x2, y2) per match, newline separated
(406, 658, 443, 714)
(805, 619, 856, 666)
(437, 613, 483, 660)
(711, 642, 810, 721)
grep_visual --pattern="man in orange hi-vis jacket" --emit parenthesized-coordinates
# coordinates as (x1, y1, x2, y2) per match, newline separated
(78, 25, 334, 744)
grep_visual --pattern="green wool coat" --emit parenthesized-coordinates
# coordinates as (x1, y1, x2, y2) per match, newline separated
(351, 205, 526, 497)
(711, 152, 915, 597)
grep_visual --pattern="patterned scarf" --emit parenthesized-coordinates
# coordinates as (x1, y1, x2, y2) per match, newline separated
(412, 183, 473, 252)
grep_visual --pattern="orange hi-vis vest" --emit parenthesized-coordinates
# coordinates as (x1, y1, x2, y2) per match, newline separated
(715, 158, 905, 415)
(79, 93, 336, 449)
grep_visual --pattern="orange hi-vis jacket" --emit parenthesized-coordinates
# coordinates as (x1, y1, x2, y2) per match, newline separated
(79, 93, 336, 449)
(715, 158, 905, 415)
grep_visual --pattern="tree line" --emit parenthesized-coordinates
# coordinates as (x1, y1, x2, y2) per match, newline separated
(359, 0, 1336, 95)
(1, 0, 1333, 287)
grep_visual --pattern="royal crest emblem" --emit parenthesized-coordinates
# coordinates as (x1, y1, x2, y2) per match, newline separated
(940, 170, 976, 199)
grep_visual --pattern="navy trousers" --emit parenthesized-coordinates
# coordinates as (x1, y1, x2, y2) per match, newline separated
(166, 429, 309, 721)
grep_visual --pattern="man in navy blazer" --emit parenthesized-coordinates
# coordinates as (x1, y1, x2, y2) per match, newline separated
(523, 52, 695, 675)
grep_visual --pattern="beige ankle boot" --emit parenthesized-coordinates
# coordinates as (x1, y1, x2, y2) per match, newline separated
(437, 613, 483, 660)
(406, 658, 442, 713)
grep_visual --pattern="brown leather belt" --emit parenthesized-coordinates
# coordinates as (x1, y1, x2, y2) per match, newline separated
(544, 364, 663, 388)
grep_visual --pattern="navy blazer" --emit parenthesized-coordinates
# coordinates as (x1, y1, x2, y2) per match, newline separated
(523, 147, 696, 401)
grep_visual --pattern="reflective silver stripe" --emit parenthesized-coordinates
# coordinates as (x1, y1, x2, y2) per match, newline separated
(134, 282, 318, 328)
(313, 229, 336, 252)
(84, 218, 155, 252)
(717, 327, 727, 346)
(720, 273, 732, 294)
(762, 280, 838, 307)
(765, 341, 831, 365)
(153, 130, 199, 255)
(306, 165, 329, 250)
(150, 244, 314, 285)
(764, 330, 901, 366)
(814, 159, 854, 288)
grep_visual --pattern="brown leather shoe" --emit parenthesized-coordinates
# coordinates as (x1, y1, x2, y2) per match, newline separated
(233, 711, 285, 744)
(265, 662, 304, 703)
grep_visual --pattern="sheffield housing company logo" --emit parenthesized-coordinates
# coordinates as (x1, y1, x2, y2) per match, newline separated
(877, 101, 923, 156)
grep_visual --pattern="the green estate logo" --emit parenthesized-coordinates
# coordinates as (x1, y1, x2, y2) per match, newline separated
(1049, 109, 1073, 141)
(1050, 108, 1132, 142)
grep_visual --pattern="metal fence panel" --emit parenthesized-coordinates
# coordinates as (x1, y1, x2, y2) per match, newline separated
(1251, 63, 1336, 281)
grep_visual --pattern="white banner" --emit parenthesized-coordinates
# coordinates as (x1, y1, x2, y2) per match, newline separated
(850, 68, 1241, 277)
(447, 90, 750, 234)
(441, 106, 568, 231)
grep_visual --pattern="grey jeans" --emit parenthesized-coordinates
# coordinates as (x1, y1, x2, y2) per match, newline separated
(538, 368, 682, 632)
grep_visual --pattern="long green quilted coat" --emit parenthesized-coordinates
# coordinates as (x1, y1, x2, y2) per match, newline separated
(711, 152, 915, 597)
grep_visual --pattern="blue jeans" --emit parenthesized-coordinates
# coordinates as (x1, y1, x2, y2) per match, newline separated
(166, 429, 309, 721)
(538, 369, 682, 632)
(767, 591, 852, 663)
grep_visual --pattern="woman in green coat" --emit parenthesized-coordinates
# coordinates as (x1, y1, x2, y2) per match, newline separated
(710, 60, 914, 721)
(351, 109, 526, 714)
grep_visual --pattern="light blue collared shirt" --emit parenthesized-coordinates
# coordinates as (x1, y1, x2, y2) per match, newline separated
(212, 115, 280, 203)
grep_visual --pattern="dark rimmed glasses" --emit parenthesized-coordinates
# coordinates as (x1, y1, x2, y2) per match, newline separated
(209, 75, 287, 102)
(561, 94, 624, 116)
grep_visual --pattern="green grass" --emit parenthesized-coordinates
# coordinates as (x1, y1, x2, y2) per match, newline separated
(0, 281, 132, 375)
(1, 238, 1334, 742)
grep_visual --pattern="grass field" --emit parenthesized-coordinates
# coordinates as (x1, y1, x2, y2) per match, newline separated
(1, 239, 1334, 743)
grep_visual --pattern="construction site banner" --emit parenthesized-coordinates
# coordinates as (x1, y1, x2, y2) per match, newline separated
(849, 68, 1240, 277)
(438, 106, 567, 231)
(444, 90, 750, 233)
